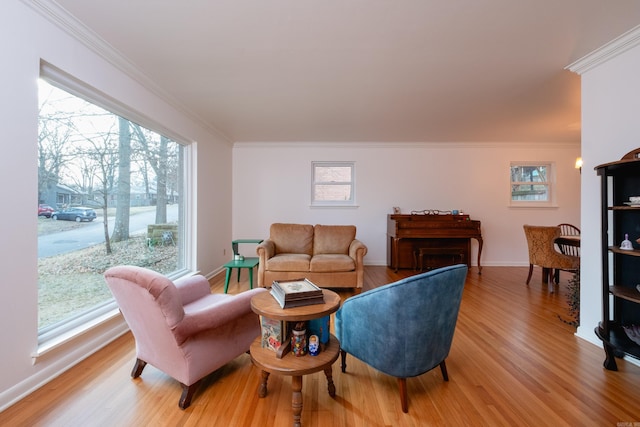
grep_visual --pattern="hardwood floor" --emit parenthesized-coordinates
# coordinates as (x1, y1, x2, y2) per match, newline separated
(2, 266, 640, 426)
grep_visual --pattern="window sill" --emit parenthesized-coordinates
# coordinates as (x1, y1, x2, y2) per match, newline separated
(32, 307, 121, 362)
(310, 204, 360, 209)
(509, 204, 558, 209)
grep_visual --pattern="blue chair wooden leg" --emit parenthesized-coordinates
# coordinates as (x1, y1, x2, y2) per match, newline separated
(224, 267, 232, 293)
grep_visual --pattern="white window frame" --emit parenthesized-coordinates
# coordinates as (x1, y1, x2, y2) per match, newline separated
(311, 161, 356, 207)
(35, 62, 195, 357)
(509, 161, 556, 208)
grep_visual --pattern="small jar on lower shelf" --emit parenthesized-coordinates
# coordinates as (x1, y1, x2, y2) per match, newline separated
(291, 328, 307, 356)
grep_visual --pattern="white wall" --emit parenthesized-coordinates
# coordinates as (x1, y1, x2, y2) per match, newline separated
(232, 141, 581, 266)
(0, 1, 234, 410)
(571, 28, 640, 346)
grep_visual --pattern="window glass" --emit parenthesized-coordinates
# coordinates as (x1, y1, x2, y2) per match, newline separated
(37, 77, 186, 337)
(311, 162, 355, 205)
(510, 162, 554, 205)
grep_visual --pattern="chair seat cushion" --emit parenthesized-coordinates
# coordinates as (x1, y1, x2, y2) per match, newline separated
(266, 253, 311, 272)
(310, 254, 355, 272)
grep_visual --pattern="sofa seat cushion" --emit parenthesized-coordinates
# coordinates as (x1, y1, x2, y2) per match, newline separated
(313, 224, 356, 255)
(266, 253, 311, 272)
(310, 254, 355, 273)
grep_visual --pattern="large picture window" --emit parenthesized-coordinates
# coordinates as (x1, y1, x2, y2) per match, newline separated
(37, 68, 189, 344)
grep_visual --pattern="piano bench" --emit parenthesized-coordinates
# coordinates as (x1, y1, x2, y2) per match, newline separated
(413, 248, 466, 271)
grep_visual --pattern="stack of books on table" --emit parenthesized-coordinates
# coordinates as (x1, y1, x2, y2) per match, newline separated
(270, 278, 325, 309)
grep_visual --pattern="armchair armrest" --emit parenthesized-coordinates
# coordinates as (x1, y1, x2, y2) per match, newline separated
(174, 275, 211, 305)
(172, 288, 267, 345)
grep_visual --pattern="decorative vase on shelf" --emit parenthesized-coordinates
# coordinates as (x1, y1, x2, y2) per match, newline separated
(621, 233, 633, 250)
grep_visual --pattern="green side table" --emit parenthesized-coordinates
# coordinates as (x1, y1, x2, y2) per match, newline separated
(223, 257, 260, 293)
(224, 239, 264, 293)
(232, 239, 264, 256)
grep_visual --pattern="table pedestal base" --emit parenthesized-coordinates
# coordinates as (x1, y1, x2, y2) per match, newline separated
(258, 368, 335, 427)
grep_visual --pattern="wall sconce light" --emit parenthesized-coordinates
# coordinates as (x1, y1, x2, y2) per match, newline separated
(575, 157, 583, 173)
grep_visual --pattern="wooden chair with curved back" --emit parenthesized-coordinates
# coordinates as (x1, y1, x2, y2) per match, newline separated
(557, 223, 580, 257)
(555, 223, 580, 282)
(523, 225, 580, 292)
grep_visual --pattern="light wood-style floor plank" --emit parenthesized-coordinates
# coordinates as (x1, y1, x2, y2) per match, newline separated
(2, 266, 640, 426)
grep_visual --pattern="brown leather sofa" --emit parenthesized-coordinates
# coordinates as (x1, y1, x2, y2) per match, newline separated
(256, 223, 368, 290)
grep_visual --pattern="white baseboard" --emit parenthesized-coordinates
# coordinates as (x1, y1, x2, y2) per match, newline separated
(0, 318, 129, 412)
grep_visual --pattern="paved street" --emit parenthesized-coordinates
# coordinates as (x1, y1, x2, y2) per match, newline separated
(38, 205, 178, 258)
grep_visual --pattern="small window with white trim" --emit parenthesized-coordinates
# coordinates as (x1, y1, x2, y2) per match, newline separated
(510, 162, 556, 207)
(311, 161, 355, 206)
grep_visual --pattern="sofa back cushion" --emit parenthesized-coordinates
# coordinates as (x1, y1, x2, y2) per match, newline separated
(270, 223, 314, 255)
(313, 224, 356, 255)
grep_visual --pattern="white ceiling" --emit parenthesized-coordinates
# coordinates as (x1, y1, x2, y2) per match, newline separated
(50, 0, 640, 143)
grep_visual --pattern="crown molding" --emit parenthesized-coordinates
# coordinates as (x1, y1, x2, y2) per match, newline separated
(566, 25, 640, 75)
(21, 0, 231, 143)
(22, 0, 160, 96)
(233, 141, 580, 149)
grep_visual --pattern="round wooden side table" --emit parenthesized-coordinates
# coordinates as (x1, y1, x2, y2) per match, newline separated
(250, 289, 341, 427)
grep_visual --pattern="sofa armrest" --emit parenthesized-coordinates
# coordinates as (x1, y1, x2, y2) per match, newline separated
(349, 239, 368, 262)
(174, 275, 211, 305)
(256, 239, 275, 261)
(349, 239, 368, 290)
(172, 287, 267, 345)
(256, 240, 275, 288)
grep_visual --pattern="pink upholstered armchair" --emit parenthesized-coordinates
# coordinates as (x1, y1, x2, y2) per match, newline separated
(104, 265, 267, 409)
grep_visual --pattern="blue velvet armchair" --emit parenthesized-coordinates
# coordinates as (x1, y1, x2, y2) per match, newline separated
(335, 264, 468, 413)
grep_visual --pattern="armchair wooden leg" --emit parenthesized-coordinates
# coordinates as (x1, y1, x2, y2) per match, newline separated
(526, 264, 534, 285)
(397, 377, 408, 413)
(130, 358, 147, 379)
(179, 381, 200, 409)
(340, 349, 347, 373)
(439, 360, 449, 382)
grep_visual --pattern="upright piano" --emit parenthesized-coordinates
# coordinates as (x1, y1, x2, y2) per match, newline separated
(387, 214, 483, 273)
